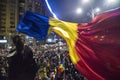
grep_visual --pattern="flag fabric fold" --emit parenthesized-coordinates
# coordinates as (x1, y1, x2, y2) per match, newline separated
(17, 7, 120, 80)
(17, 11, 50, 40)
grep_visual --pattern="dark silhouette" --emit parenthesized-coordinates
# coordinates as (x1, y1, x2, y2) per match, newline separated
(8, 35, 37, 80)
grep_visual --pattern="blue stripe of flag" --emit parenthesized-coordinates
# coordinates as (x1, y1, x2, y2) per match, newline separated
(17, 11, 50, 40)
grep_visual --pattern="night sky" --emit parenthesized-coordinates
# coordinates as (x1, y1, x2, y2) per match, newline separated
(47, 0, 120, 23)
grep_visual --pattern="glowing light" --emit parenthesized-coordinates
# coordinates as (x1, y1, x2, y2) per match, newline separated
(76, 8, 83, 14)
(82, 0, 90, 4)
(105, 0, 118, 6)
(45, 0, 59, 19)
(0, 40, 7, 43)
(94, 8, 100, 13)
(107, 0, 117, 4)
(47, 38, 52, 42)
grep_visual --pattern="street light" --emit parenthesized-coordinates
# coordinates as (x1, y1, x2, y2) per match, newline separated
(105, 0, 119, 6)
(81, 0, 101, 18)
(76, 8, 83, 14)
(94, 8, 101, 13)
(82, 0, 90, 4)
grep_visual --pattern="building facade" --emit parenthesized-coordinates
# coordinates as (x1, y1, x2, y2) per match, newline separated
(0, 0, 18, 38)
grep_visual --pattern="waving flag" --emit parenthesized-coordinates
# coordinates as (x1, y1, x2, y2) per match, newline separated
(57, 62, 65, 75)
(17, 8, 120, 80)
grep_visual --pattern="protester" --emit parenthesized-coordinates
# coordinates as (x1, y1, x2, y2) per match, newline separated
(7, 35, 38, 80)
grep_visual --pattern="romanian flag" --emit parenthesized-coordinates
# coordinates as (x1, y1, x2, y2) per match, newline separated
(17, 8, 120, 80)
(57, 62, 65, 75)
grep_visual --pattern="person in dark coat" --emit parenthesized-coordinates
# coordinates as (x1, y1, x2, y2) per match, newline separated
(8, 35, 37, 80)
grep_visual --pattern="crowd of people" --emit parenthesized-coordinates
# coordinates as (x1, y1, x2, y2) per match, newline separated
(0, 35, 86, 80)
(0, 48, 8, 80)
